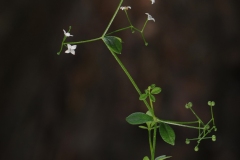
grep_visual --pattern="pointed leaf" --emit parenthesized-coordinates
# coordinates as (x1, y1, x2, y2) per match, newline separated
(139, 93, 148, 100)
(155, 155, 172, 160)
(150, 84, 156, 89)
(151, 87, 162, 94)
(103, 36, 122, 54)
(150, 94, 156, 102)
(139, 125, 148, 129)
(126, 112, 153, 125)
(159, 123, 175, 145)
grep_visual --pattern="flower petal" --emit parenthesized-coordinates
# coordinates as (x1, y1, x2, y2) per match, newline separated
(71, 45, 77, 49)
(145, 13, 155, 22)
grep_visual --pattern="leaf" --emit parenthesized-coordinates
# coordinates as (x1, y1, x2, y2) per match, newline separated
(143, 156, 150, 160)
(150, 84, 156, 89)
(150, 94, 155, 102)
(139, 93, 148, 100)
(159, 123, 175, 145)
(151, 87, 161, 94)
(126, 112, 153, 125)
(103, 36, 122, 54)
(155, 155, 172, 160)
(139, 125, 148, 129)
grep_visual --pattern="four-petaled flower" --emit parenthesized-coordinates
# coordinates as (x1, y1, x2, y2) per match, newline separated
(151, 0, 155, 4)
(120, 6, 131, 10)
(63, 29, 73, 37)
(145, 13, 155, 22)
(65, 44, 77, 55)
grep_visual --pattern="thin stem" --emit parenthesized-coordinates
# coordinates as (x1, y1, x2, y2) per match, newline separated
(210, 106, 215, 126)
(125, 10, 133, 26)
(107, 49, 152, 112)
(106, 26, 132, 36)
(152, 123, 158, 160)
(189, 108, 205, 125)
(65, 37, 102, 45)
(141, 19, 148, 32)
(102, 0, 123, 36)
(158, 119, 204, 129)
(57, 26, 72, 55)
(148, 129, 153, 159)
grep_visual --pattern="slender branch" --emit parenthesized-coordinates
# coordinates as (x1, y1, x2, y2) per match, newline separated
(106, 26, 132, 35)
(102, 0, 123, 36)
(65, 37, 102, 44)
(158, 119, 204, 129)
(107, 49, 152, 112)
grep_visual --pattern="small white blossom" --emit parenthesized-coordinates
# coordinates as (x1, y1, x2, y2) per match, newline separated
(145, 13, 155, 22)
(63, 29, 73, 37)
(151, 0, 155, 4)
(120, 6, 131, 10)
(65, 44, 77, 55)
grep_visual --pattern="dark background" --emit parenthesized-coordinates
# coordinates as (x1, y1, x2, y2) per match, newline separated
(1, 0, 240, 159)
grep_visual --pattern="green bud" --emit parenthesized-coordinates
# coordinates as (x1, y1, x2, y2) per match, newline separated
(185, 139, 190, 144)
(194, 146, 199, 151)
(208, 101, 215, 106)
(212, 135, 216, 141)
(204, 125, 210, 130)
(185, 102, 193, 109)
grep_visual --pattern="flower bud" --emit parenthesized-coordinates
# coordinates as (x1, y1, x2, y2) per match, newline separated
(194, 146, 199, 151)
(212, 135, 216, 141)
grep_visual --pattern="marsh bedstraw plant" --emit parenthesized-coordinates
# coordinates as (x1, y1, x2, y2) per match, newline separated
(57, 0, 217, 160)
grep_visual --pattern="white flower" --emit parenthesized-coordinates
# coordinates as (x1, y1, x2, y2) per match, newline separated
(120, 6, 131, 10)
(145, 13, 155, 22)
(151, 0, 155, 4)
(65, 44, 77, 55)
(63, 29, 73, 37)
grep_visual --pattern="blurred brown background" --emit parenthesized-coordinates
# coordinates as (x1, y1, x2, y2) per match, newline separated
(1, 0, 240, 159)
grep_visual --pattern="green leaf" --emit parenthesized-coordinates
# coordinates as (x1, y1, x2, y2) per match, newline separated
(159, 123, 175, 145)
(155, 155, 172, 160)
(139, 93, 148, 100)
(143, 156, 150, 160)
(126, 112, 153, 125)
(139, 125, 148, 129)
(151, 87, 162, 94)
(150, 94, 156, 102)
(150, 84, 156, 89)
(103, 36, 122, 54)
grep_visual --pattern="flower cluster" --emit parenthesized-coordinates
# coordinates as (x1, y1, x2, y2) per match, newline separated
(61, 0, 156, 56)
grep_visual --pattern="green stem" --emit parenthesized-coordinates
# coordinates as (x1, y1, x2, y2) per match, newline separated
(148, 129, 153, 159)
(65, 37, 102, 44)
(210, 106, 215, 126)
(125, 10, 133, 26)
(107, 49, 152, 112)
(102, 0, 123, 36)
(189, 108, 205, 125)
(158, 119, 204, 129)
(152, 123, 157, 160)
(141, 19, 148, 32)
(106, 26, 132, 36)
